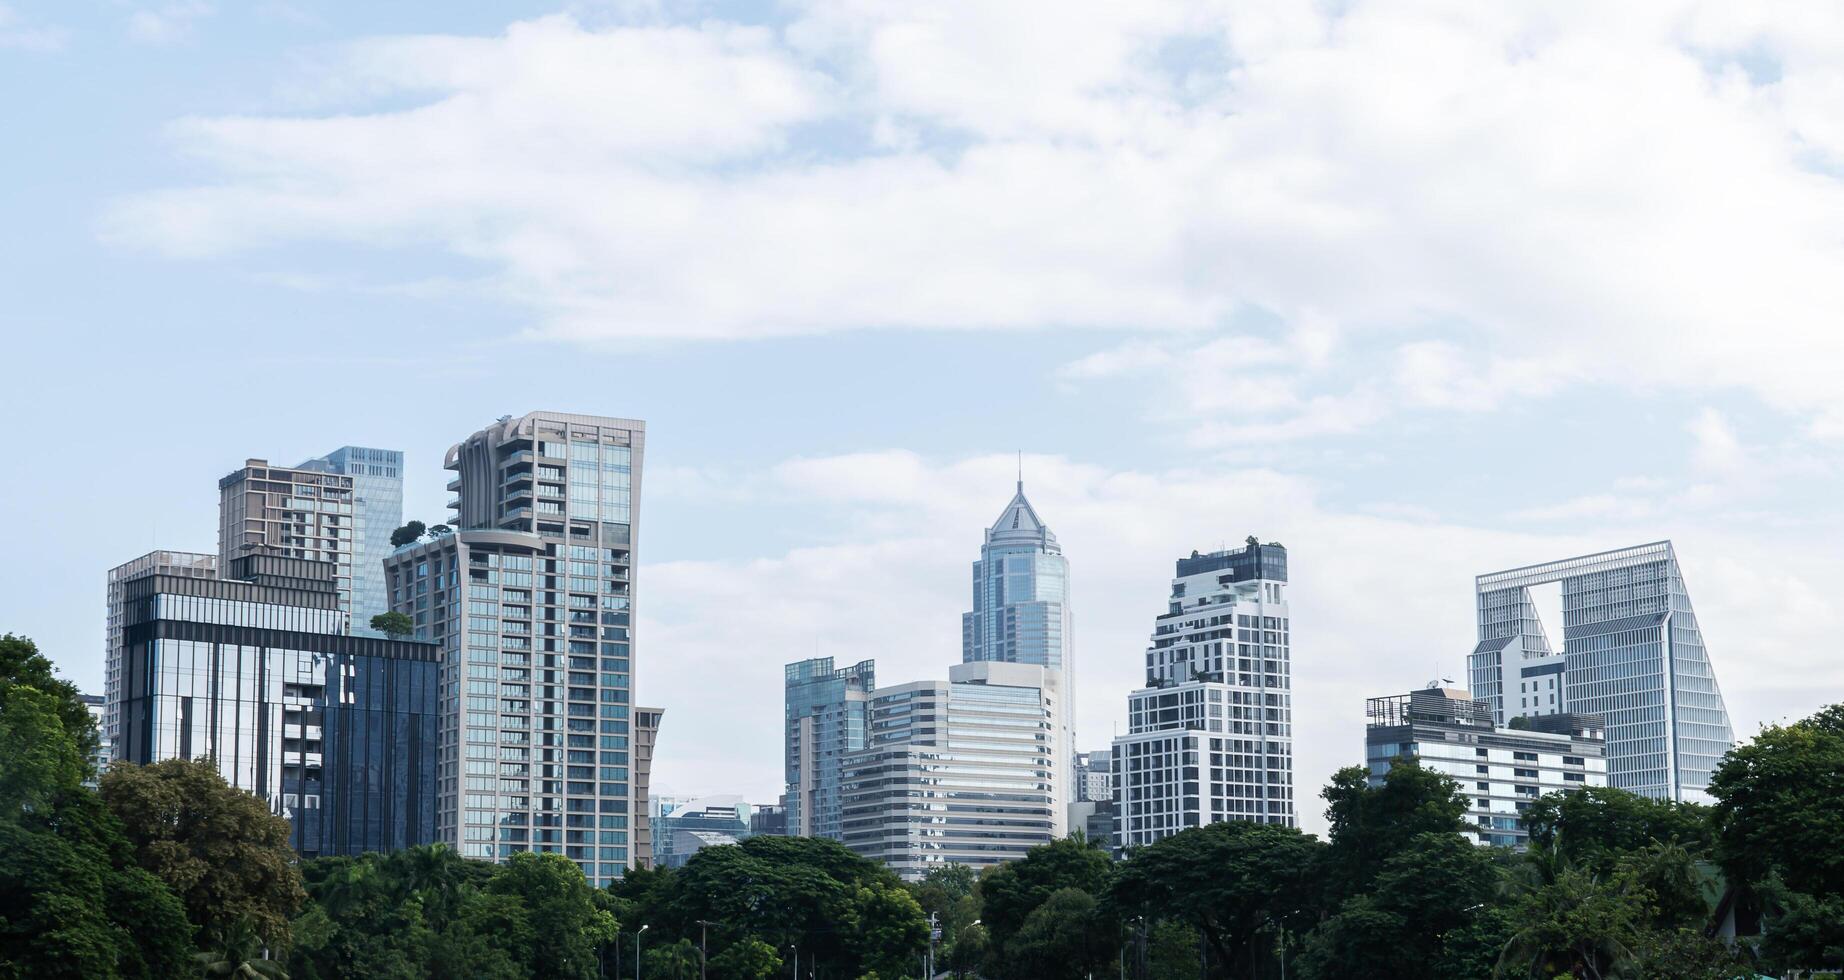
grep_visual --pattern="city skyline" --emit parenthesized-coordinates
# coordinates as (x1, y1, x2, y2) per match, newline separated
(7, 3, 1844, 842)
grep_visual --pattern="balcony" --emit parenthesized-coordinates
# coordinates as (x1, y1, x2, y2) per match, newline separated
(501, 450, 536, 467)
(447, 476, 462, 493)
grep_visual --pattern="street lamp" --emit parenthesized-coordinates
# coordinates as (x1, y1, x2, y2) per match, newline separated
(637, 924, 650, 980)
(788, 943, 798, 980)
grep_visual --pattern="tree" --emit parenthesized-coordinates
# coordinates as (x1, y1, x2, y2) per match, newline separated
(0, 682, 192, 979)
(1754, 879, 1844, 974)
(0, 632, 97, 765)
(1320, 762, 1466, 900)
(1005, 887, 1117, 980)
(710, 936, 782, 979)
(644, 939, 701, 980)
(370, 611, 415, 638)
(1494, 868, 1645, 979)
(1297, 831, 1502, 980)
(1111, 821, 1325, 975)
(101, 756, 306, 947)
(428, 524, 453, 536)
(1709, 702, 1844, 898)
(1631, 927, 1753, 980)
(849, 880, 930, 979)
(1523, 786, 1713, 874)
(977, 834, 1113, 953)
(196, 918, 291, 979)
(488, 852, 618, 980)
(390, 521, 427, 547)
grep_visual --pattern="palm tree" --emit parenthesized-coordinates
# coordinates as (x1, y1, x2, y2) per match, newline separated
(195, 919, 289, 980)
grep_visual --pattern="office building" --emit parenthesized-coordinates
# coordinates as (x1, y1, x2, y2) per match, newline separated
(1073, 749, 1111, 802)
(962, 481, 1073, 834)
(1471, 542, 1733, 802)
(1366, 686, 1607, 847)
(840, 661, 1058, 881)
(297, 447, 405, 636)
(1067, 798, 1116, 849)
(219, 460, 359, 624)
(783, 657, 875, 840)
(105, 550, 218, 756)
(1112, 539, 1294, 852)
(111, 552, 439, 856)
(384, 412, 652, 885)
(750, 802, 788, 837)
(651, 795, 752, 868)
(79, 693, 108, 786)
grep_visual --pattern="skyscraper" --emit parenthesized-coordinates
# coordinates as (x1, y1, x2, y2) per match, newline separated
(1112, 539, 1295, 851)
(783, 657, 874, 840)
(110, 551, 439, 855)
(1471, 542, 1733, 802)
(297, 446, 404, 636)
(219, 459, 359, 624)
(384, 411, 651, 884)
(840, 661, 1057, 880)
(962, 481, 1072, 834)
(105, 549, 217, 757)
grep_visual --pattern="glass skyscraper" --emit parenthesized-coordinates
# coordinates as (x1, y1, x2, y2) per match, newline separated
(298, 446, 405, 637)
(782, 657, 874, 841)
(961, 481, 1072, 833)
(1471, 541, 1733, 803)
(384, 412, 650, 884)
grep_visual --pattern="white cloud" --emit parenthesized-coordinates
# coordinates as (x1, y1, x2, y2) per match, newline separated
(102, 2, 1844, 437)
(127, 2, 212, 46)
(640, 449, 1844, 833)
(0, 3, 65, 50)
(1688, 406, 1746, 474)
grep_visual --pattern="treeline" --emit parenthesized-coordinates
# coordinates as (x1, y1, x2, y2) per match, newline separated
(5, 626, 1844, 978)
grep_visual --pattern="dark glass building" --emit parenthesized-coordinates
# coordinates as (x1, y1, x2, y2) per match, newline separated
(113, 552, 439, 856)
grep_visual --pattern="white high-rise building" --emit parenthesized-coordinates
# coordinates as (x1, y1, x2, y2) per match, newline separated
(840, 661, 1057, 881)
(1113, 539, 1294, 852)
(962, 481, 1071, 835)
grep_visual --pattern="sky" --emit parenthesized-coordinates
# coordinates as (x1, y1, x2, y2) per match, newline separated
(3, 0, 1843, 837)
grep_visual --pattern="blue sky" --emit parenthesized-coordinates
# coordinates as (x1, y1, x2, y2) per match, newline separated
(4, 1, 1843, 833)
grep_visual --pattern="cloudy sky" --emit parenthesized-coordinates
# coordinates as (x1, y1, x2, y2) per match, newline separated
(4, 0, 1842, 835)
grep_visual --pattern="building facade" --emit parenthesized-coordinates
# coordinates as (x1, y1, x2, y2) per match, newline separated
(105, 550, 218, 757)
(1073, 749, 1112, 802)
(1365, 686, 1608, 847)
(650, 795, 752, 868)
(962, 482, 1072, 834)
(1112, 539, 1295, 852)
(110, 552, 439, 856)
(384, 411, 651, 885)
(219, 460, 359, 624)
(1471, 542, 1733, 802)
(783, 657, 875, 840)
(749, 803, 788, 837)
(840, 661, 1057, 881)
(297, 446, 404, 636)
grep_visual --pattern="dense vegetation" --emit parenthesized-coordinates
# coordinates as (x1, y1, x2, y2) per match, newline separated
(4, 627, 1843, 978)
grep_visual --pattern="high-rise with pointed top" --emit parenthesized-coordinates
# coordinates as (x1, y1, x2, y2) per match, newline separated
(961, 480, 1072, 834)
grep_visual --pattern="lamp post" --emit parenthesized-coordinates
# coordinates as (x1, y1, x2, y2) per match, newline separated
(637, 924, 649, 980)
(695, 920, 716, 980)
(788, 943, 797, 980)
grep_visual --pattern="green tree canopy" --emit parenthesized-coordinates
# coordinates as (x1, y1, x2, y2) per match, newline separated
(369, 611, 414, 637)
(488, 852, 618, 980)
(0, 632, 97, 765)
(976, 834, 1113, 953)
(0, 681, 192, 979)
(1004, 887, 1118, 980)
(100, 756, 306, 948)
(390, 520, 428, 547)
(1320, 761, 1466, 899)
(1709, 702, 1844, 898)
(1111, 820, 1325, 975)
(1523, 786, 1713, 874)
(1298, 831, 1503, 980)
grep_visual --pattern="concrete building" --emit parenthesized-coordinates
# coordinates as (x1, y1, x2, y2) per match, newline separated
(219, 459, 359, 624)
(840, 661, 1057, 881)
(750, 803, 788, 837)
(651, 795, 752, 868)
(1365, 686, 1607, 847)
(1471, 542, 1733, 802)
(296, 447, 404, 636)
(962, 482, 1073, 835)
(783, 657, 875, 840)
(105, 550, 217, 757)
(1073, 749, 1111, 802)
(1112, 539, 1295, 853)
(110, 552, 439, 856)
(384, 411, 653, 885)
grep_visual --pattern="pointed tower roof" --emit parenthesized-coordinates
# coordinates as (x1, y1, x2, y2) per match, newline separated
(985, 481, 1060, 552)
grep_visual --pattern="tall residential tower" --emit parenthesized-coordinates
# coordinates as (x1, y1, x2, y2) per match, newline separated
(783, 657, 875, 840)
(1112, 539, 1295, 851)
(384, 412, 653, 884)
(962, 482, 1072, 833)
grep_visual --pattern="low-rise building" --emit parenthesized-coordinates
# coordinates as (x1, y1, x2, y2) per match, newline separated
(1365, 686, 1607, 847)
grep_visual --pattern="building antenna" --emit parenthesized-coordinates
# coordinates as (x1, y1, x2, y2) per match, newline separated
(1017, 449, 1023, 487)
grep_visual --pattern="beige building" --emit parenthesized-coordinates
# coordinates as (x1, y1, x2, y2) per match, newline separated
(219, 459, 358, 624)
